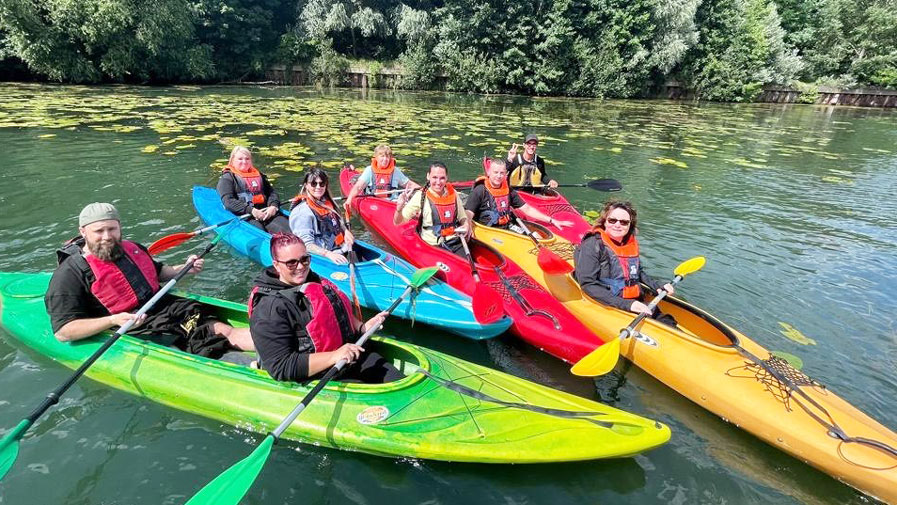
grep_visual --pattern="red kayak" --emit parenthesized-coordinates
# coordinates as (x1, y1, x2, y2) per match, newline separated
(511, 189, 591, 244)
(453, 159, 592, 244)
(340, 169, 605, 363)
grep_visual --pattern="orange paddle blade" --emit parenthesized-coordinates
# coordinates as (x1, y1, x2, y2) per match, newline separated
(471, 282, 503, 324)
(537, 247, 573, 275)
(148, 232, 196, 255)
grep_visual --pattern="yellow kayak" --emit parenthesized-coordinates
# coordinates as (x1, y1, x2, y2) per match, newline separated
(473, 222, 897, 503)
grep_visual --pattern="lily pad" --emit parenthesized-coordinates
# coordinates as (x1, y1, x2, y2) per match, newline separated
(778, 322, 817, 346)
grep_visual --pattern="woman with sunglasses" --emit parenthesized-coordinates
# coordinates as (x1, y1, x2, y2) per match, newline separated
(573, 200, 676, 324)
(217, 146, 291, 233)
(289, 168, 355, 265)
(248, 233, 401, 383)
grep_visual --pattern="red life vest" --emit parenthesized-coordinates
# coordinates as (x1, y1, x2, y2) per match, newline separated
(290, 194, 345, 249)
(423, 184, 460, 239)
(249, 278, 355, 353)
(225, 165, 266, 205)
(371, 157, 396, 197)
(474, 176, 514, 226)
(83, 240, 161, 313)
(592, 227, 641, 299)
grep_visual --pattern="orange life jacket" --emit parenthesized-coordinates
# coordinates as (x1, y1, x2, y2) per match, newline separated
(225, 165, 266, 205)
(290, 194, 345, 249)
(474, 176, 514, 227)
(371, 157, 397, 197)
(592, 227, 641, 299)
(420, 184, 460, 239)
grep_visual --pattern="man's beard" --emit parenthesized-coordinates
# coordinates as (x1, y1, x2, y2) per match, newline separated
(87, 238, 123, 261)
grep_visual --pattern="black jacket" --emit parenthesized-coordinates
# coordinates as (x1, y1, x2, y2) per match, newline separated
(249, 268, 356, 381)
(573, 233, 663, 311)
(216, 171, 282, 215)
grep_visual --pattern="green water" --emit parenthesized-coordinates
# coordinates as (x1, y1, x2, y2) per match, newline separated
(1, 83, 895, 504)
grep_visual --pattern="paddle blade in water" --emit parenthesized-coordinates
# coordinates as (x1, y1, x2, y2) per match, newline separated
(0, 419, 30, 481)
(148, 232, 194, 255)
(587, 179, 623, 192)
(570, 338, 621, 377)
(186, 435, 275, 505)
(537, 248, 574, 275)
(472, 283, 503, 324)
(410, 266, 439, 288)
(674, 256, 706, 277)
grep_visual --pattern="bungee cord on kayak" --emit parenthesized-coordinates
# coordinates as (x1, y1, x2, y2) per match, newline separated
(734, 346, 897, 464)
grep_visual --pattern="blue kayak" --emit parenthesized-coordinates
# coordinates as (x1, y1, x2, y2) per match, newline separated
(192, 186, 510, 339)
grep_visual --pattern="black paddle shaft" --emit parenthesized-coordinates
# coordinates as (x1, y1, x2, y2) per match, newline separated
(24, 239, 219, 425)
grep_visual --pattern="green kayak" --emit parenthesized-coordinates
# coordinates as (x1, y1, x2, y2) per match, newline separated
(0, 272, 670, 463)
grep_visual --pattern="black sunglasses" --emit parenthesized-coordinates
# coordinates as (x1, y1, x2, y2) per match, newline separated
(274, 254, 312, 269)
(307, 180, 327, 188)
(606, 218, 631, 226)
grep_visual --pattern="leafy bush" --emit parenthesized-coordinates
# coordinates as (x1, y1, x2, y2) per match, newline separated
(310, 41, 349, 87)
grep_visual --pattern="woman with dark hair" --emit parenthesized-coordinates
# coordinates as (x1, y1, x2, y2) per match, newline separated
(216, 146, 290, 233)
(248, 233, 401, 383)
(573, 200, 676, 324)
(289, 167, 355, 265)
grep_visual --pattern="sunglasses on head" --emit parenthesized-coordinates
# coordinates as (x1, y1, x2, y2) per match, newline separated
(606, 218, 631, 226)
(274, 254, 312, 270)
(307, 180, 326, 188)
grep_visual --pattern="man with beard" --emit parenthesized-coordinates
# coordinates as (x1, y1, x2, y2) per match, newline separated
(44, 203, 254, 358)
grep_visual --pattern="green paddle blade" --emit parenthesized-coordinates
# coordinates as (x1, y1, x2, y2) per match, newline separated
(0, 419, 30, 481)
(674, 256, 706, 277)
(185, 435, 275, 505)
(570, 337, 621, 377)
(410, 266, 439, 288)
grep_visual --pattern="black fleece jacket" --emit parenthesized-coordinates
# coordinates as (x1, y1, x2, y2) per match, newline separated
(249, 267, 327, 381)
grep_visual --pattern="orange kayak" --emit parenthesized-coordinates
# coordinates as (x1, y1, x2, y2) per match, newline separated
(473, 222, 897, 503)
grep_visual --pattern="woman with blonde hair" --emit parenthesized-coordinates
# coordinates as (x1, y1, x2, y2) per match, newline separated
(342, 144, 419, 211)
(216, 146, 290, 233)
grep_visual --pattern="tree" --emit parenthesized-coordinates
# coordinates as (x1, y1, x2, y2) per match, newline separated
(0, 0, 213, 83)
(191, 0, 295, 81)
(679, 0, 801, 101)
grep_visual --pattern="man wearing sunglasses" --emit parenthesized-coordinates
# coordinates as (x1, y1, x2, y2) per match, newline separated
(573, 200, 676, 325)
(248, 233, 403, 383)
(506, 134, 559, 190)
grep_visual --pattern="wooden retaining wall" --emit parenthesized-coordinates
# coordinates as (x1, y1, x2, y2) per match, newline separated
(267, 67, 897, 107)
(663, 81, 897, 107)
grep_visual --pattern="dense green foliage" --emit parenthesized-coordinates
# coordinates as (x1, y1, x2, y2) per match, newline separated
(1, 0, 895, 99)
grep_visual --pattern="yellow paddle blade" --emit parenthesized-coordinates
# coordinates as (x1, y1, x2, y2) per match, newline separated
(674, 256, 706, 277)
(570, 337, 621, 377)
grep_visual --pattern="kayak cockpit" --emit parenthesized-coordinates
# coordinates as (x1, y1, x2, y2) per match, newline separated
(470, 240, 506, 269)
(657, 295, 740, 348)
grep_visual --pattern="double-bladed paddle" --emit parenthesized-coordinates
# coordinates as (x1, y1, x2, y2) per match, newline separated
(512, 218, 574, 275)
(149, 214, 251, 255)
(0, 225, 238, 481)
(183, 266, 439, 505)
(570, 256, 706, 377)
(457, 235, 504, 324)
(452, 178, 622, 192)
